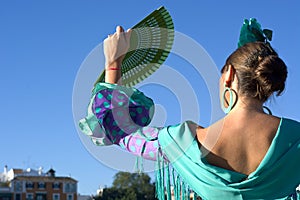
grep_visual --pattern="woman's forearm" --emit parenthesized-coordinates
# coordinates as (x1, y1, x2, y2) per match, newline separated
(103, 26, 131, 85)
(105, 61, 122, 84)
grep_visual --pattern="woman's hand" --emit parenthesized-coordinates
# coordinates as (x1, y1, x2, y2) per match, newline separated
(104, 26, 131, 67)
(104, 26, 131, 84)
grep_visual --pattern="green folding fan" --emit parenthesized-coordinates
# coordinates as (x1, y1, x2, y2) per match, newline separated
(94, 6, 174, 87)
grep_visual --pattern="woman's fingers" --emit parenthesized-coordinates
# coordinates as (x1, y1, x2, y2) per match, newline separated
(125, 28, 132, 42)
(103, 25, 131, 67)
(115, 26, 131, 43)
(107, 26, 124, 38)
(116, 26, 124, 34)
(112, 26, 131, 37)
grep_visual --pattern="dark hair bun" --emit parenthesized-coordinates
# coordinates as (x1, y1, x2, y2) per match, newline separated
(254, 55, 287, 101)
(223, 42, 288, 102)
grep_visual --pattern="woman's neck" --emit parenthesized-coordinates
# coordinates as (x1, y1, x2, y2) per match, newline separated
(230, 97, 265, 115)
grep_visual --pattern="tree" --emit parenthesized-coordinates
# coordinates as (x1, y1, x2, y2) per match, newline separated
(95, 172, 157, 200)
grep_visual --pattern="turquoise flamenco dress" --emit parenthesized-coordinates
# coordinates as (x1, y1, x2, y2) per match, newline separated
(79, 82, 300, 200)
(79, 18, 300, 200)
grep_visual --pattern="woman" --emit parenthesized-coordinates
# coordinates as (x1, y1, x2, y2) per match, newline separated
(79, 24, 300, 199)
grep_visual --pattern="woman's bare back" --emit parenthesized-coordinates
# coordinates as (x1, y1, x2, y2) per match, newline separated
(196, 113, 281, 175)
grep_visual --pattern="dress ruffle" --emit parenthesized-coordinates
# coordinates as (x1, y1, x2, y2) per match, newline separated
(79, 83, 154, 146)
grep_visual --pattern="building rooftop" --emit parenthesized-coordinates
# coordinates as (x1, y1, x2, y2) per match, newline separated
(0, 166, 77, 183)
(13, 175, 77, 182)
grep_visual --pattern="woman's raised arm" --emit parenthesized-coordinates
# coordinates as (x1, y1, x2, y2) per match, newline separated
(104, 26, 131, 84)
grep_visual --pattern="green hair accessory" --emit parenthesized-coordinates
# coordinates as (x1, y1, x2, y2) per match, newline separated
(238, 18, 273, 47)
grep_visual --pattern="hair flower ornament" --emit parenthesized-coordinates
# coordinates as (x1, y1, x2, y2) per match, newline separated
(238, 18, 273, 47)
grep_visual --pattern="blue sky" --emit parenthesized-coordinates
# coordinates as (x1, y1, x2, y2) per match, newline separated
(1, 0, 300, 195)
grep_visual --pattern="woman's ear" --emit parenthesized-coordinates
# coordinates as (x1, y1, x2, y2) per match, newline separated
(224, 65, 235, 87)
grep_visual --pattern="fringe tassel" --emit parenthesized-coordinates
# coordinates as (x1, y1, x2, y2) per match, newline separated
(156, 154, 201, 200)
(172, 168, 177, 200)
(193, 192, 198, 200)
(176, 175, 181, 200)
(134, 156, 143, 173)
(187, 186, 191, 200)
(165, 162, 171, 200)
(162, 157, 165, 200)
(156, 152, 165, 200)
(182, 181, 186, 199)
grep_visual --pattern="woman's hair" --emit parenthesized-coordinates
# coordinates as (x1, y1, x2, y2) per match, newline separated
(221, 42, 287, 102)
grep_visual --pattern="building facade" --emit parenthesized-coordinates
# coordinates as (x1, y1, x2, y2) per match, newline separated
(0, 166, 77, 200)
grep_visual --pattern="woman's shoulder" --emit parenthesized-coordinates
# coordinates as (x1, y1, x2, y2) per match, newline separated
(184, 120, 205, 129)
(178, 120, 206, 143)
(159, 121, 203, 142)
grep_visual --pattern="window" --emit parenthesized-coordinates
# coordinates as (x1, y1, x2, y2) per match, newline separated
(36, 194, 46, 200)
(26, 182, 34, 189)
(36, 195, 43, 200)
(64, 183, 76, 193)
(53, 193, 60, 200)
(26, 193, 34, 200)
(15, 193, 22, 200)
(65, 183, 70, 192)
(14, 181, 23, 192)
(38, 182, 46, 189)
(52, 182, 60, 190)
(67, 194, 73, 200)
(70, 183, 77, 192)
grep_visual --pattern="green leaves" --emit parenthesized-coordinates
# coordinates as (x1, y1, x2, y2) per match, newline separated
(95, 172, 157, 200)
